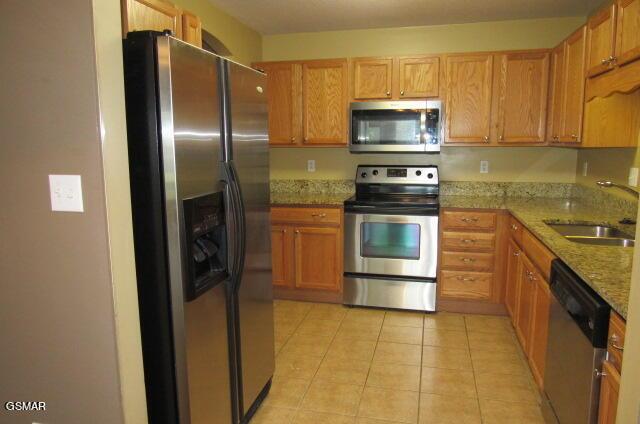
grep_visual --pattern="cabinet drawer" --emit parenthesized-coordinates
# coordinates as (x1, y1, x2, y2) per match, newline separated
(442, 231, 495, 251)
(607, 311, 626, 373)
(271, 207, 341, 226)
(509, 215, 524, 245)
(441, 251, 495, 271)
(440, 270, 493, 300)
(522, 229, 555, 280)
(442, 210, 497, 230)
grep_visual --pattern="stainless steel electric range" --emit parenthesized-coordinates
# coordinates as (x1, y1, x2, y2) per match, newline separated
(343, 165, 439, 311)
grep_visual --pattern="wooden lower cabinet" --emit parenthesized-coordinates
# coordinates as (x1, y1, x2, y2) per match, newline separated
(514, 254, 536, 350)
(270, 206, 343, 301)
(271, 225, 293, 288)
(505, 238, 521, 321)
(598, 360, 621, 424)
(528, 272, 551, 389)
(293, 226, 341, 291)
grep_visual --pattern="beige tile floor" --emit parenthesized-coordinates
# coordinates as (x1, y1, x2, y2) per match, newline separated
(253, 300, 545, 424)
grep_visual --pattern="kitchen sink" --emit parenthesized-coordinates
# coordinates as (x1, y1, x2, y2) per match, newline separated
(546, 223, 635, 247)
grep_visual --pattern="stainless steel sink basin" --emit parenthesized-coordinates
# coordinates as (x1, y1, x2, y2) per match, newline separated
(546, 223, 635, 247)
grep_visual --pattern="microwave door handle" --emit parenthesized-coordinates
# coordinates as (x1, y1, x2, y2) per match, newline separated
(420, 110, 427, 149)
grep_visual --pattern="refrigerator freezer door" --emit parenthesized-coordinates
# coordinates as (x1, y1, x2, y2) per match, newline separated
(157, 37, 232, 424)
(225, 60, 274, 417)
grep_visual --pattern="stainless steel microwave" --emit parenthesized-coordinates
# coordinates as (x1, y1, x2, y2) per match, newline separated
(349, 100, 442, 153)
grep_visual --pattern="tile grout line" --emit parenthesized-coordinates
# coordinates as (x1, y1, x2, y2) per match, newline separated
(353, 308, 385, 421)
(464, 314, 486, 424)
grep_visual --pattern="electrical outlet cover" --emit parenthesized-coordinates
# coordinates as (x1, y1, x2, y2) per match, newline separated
(307, 159, 316, 172)
(582, 161, 589, 177)
(49, 175, 84, 212)
(629, 167, 639, 187)
(480, 161, 489, 174)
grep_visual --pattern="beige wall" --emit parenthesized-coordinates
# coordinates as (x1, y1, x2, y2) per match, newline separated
(0, 0, 127, 422)
(264, 17, 585, 182)
(271, 147, 578, 182)
(173, 0, 262, 65)
(262, 17, 585, 61)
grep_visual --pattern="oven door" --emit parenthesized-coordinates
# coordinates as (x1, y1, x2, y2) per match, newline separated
(344, 211, 438, 278)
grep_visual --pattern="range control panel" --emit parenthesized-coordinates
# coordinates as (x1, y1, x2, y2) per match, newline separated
(355, 165, 439, 185)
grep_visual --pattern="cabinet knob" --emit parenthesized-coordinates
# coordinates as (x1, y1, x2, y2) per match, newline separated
(282, 229, 287, 234)
(594, 368, 608, 378)
(511, 224, 518, 230)
(303, 137, 308, 143)
(553, 135, 559, 141)
(483, 136, 490, 143)
(294, 230, 300, 234)
(461, 239, 476, 244)
(460, 217, 479, 223)
(513, 251, 520, 257)
(601, 58, 609, 64)
(571, 134, 578, 139)
(609, 334, 624, 351)
(499, 135, 504, 141)
(460, 257, 476, 263)
(400, 90, 405, 96)
(386, 91, 391, 96)
(608, 55, 617, 64)
(291, 137, 296, 143)
(311, 213, 326, 218)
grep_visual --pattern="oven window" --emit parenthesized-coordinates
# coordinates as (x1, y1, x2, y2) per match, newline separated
(352, 109, 421, 145)
(361, 222, 420, 260)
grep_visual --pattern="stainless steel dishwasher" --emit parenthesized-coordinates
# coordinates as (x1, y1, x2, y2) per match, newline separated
(542, 260, 611, 424)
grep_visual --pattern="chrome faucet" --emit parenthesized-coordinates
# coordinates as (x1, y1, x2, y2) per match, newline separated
(596, 180, 640, 198)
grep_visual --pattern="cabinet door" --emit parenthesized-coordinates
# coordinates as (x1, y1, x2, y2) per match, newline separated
(495, 52, 549, 144)
(615, 0, 640, 66)
(271, 225, 294, 288)
(505, 239, 522, 322)
(548, 43, 565, 143)
(444, 54, 494, 144)
(121, 0, 182, 38)
(528, 272, 551, 390)
(181, 11, 202, 48)
(353, 58, 393, 99)
(515, 255, 535, 350)
(293, 226, 341, 291)
(302, 59, 348, 145)
(586, 4, 617, 77)
(598, 360, 620, 424)
(256, 63, 303, 146)
(559, 26, 587, 143)
(398, 56, 440, 98)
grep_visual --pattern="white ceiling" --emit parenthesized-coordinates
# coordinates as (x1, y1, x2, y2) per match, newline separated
(209, 0, 597, 35)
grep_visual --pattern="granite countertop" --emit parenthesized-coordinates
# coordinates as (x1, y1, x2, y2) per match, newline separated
(270, 191, 352, 207)
(442, 195, 633, 318)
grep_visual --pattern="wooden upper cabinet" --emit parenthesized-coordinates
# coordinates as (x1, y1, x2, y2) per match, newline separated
(397, 56, 440, 98)
(495, 52, 549, 144)
(293, 226, 342, 291)
(560, 27, 587, 143)
(121, 0, 182, 38)
(548, 43, 565, 142)
(353, 58, 393, 99)
(254, 62, 303, 146)
(528, 272, 551, 390)
(302, 59, 348, 145)
(444, 54, 494, 144)
(587, 3, 617, 77)
(181, 11, 202, 48)
(615, 0, 640, 66)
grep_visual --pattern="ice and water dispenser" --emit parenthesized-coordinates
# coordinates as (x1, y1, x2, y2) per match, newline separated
(182, 192, 228, 301)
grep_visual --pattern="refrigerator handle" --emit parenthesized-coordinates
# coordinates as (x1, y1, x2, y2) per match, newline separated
(228, 161, 247, 292)
(223, 165, 241, 284)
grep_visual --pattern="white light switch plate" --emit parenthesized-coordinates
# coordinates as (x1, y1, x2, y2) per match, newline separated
(629, 167, 639, 186)
(480, 160, 489, 174)
(49, 175, 84, 212)
(307, 159, 316, 172)
(582, 161, 589, 177)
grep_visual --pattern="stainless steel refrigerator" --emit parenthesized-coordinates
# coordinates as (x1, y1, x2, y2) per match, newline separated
(122, 32, 274, 424)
